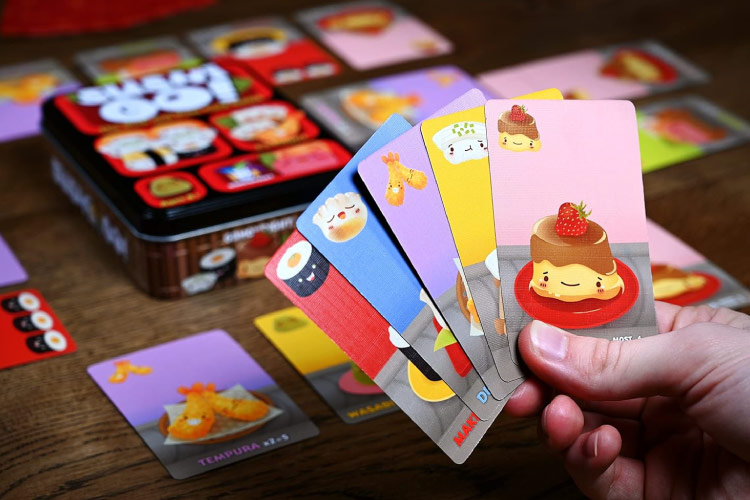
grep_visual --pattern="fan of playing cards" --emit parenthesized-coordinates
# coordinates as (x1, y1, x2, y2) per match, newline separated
(265, 88, 660, 464)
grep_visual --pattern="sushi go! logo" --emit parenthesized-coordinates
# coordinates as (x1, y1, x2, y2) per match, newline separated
(55, 62, 272, 135)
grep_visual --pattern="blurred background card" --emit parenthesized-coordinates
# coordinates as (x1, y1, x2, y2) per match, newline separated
(0, 59, 78, 142)
(255, 307, 398, 424)
(0, 235, 27, 288)
(638, 95, 750, 173)
(295, 0, 452, 70)
(647, 220, 750, 309)
(479, 40, 707, 100)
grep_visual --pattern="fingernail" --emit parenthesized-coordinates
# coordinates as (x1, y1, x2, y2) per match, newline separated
(585, 430, 600, 458)
(530, 321, 568, 361)
(540, 405, 550, 437)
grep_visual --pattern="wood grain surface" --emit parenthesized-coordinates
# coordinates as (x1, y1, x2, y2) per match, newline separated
(0, 0, 748, 498)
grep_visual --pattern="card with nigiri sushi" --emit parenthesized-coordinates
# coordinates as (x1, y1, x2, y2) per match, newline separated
(647, 220, 750, 310)
(486, 99, 658, 365)
(87, 330, 318, 479)
(295, 115, 504, 421)
(255, 306, 398, 423)
(265, 231, 497, 464)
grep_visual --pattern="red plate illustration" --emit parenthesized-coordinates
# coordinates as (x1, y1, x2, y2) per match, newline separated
(514, 258, 639, 330)
(658, 272, 721, 306)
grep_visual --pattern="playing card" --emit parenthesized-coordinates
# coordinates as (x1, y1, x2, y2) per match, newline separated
(0, 59, 78, 142)
(296, 115, 504, 421)
(300, 65, 492, 150)
(637, 95, 750, 173)
(647, 219, 750, 310)
(188, 17, 341, 86)
(479, 40, 707, 101)
(76, 36, 201, 84)
(255, 307, 398, 423)
(485, 99, 658, 365)
(420, 89, 561, 378)
(87, 330, 319, 479)
(0, 235, 27, 288)
(358, 90, 519, 399)
(265, 231, 496, 464)
(295, 0, 452, 70)
(0, 289, 76, 370)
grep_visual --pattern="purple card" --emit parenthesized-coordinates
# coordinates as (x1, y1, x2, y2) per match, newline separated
(0, 235, 27, 288)
(87, 330, 318, 479)
(0, 59, 79, 143)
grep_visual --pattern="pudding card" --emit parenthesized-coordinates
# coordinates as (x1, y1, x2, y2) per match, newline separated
(295, 0, 452, 70)
(296, 115, 504, 421)
(87, 330, 319, 479)
(637, 95, 750, 173)
(486, 100, 658, 364)
(265, 231, 496, 464)
(188, 17, 341, 86)
(0, 235, 27, 288)
(300, 66, 494, 150)
(647, 220, 750, 310)
(420, 89, 562, 378)
(358, 90, 519, 400)
(255, 307, 398, 423)
(478, 40, 707, 101)
(0, 289, 76, 370)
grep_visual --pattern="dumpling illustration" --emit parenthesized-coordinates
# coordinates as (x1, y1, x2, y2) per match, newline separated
(312, 192, 368, 242)
(431, 121, 488, 165)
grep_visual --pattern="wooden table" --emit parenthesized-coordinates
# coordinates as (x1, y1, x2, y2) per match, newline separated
(1, 0, 748, 497)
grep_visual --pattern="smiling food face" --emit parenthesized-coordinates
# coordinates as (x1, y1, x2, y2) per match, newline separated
(498, 105, 541, 152)
(431, 121, 489, 165)
(312, 192, 368, 242)
(276, 240, 330, 297)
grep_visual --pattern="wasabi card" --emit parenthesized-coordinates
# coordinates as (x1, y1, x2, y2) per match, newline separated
(358, 90, 519, 401)
(255, 307, 398, 424)
(485, 100, 658, 365)
(87, 330, 319, 479)
(296, 116, 504, 421)
(266, 231, 496, 464)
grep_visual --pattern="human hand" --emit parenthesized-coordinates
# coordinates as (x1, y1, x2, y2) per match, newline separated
(506, 302, 750, 499)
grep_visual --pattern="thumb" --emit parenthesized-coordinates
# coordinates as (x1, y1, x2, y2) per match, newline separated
(518, 320, 731, 401)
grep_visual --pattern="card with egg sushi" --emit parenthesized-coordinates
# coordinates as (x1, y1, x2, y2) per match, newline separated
(478, 40, 707, 101)
(300, 65, 494, 150)
(419, 89, 562, 378)
(295, 0, 452, 71)
(296, 115, 505, 421)
(0, 235, 27, 288)
(486, 99, 658, 365)
(87, 330, 319, 479)
(647, 220, 750, 310)
(75, 36, 201, 85)
(255, 307, 399, 423)
(265, 231, 497, 464)
(637, 95, 750, 173)
(188, 16, 341, 86)
(357, 90, 520, 399)
(0, 289, 76, 370)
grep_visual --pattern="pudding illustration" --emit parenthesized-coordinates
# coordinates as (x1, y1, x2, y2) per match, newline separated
(529, 202, 624, 302)
(498, 105, 541, 152)
(312, 192, 368, 243)
(431, 121, 488, 164)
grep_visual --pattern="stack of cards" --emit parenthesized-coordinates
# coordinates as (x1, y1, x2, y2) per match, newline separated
(265, 88, 664, 462)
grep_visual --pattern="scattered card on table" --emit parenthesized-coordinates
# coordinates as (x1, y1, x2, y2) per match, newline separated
(76, 36, 201, 84)
(255, 307, 398, 423)
(0, 59, 78, 142)
(87, 330, 319, 479)
(647, 220, 750, 310)
(637, 95, 750, 173)
(188, 16, 341, 86)
(485, 100, 658, 365)
(295, 0, 452, 70)
(1, 289, 76, 370)
(478, 40, 707, 100)
(0, 235, 27, 288)
(301, 66, 493, 150)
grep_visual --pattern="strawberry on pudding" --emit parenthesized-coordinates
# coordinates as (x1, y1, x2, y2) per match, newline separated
(498, 105, 541, 152)
(529, 202, 624, 302)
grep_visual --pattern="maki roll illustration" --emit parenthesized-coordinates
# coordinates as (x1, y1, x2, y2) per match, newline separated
(26, 330, 67, 353)
(2, 291, 40, 313)
(199, 248, 237, 281)
(211, 27, 289, 60)
(275, 240, 329, 297)
(13, 311, 54, 333)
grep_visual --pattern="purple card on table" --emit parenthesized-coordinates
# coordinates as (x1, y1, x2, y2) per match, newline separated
(87, 330, 319, 479)
(0, 235, 27, 288)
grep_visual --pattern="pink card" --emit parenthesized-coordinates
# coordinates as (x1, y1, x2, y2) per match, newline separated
(486, 100, 658, 364)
